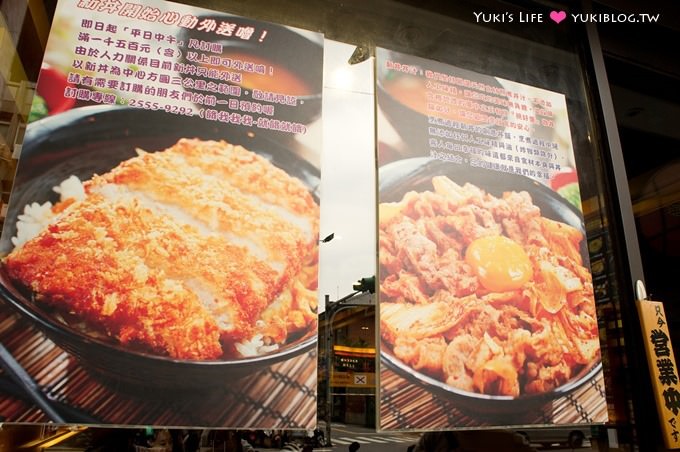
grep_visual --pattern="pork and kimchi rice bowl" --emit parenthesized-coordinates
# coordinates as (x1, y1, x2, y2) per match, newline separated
(379, 175, 599, 397)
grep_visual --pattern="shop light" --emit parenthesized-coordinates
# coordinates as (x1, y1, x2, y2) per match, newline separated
(330, 66, 355, 91)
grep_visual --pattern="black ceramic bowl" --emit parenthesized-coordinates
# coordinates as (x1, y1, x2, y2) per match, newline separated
(0, 105, 319, 389)
(379, 157, 601, 417)
(178, 14, 323, 127)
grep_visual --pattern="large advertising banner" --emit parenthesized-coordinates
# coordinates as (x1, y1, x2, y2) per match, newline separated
(376, 47, 607, 429)
(0, 0, 322, 429)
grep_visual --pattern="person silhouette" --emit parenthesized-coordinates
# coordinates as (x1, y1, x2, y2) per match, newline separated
(408, 430, 537, 452)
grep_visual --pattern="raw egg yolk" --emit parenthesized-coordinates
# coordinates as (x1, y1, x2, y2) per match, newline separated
(465, 236, 532, 292)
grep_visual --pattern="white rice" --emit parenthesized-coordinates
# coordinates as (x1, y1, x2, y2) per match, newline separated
(52, 175, 86, 201)
(235, 334, 279, 357)
(11, 175, 85, 248)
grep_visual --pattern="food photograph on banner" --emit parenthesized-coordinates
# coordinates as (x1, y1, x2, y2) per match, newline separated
(0, 0, 323, 429)
(376, 47, 607, 429)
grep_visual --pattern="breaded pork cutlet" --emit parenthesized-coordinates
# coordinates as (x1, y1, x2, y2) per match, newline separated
(4, 139, 319, 360)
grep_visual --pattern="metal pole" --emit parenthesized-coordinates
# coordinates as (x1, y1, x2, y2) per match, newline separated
(324, 294, 333, 446)
(582, 2, 650, 449)
(324, 295, 367, 447)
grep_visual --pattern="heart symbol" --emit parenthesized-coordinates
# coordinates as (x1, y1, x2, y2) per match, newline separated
(550, 10, 567, 24)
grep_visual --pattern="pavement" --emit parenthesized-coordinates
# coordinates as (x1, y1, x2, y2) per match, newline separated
(250, 422, 612, 452)
(248, 423, 419, 452)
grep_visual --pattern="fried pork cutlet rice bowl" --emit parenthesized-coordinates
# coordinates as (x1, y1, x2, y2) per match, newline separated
(0, 106, 320, 387)
(378, 158, 603, 414)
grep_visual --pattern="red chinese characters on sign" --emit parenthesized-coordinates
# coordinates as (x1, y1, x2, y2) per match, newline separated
(76, 0, 268, 42)
(56, 13, 308, 133)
